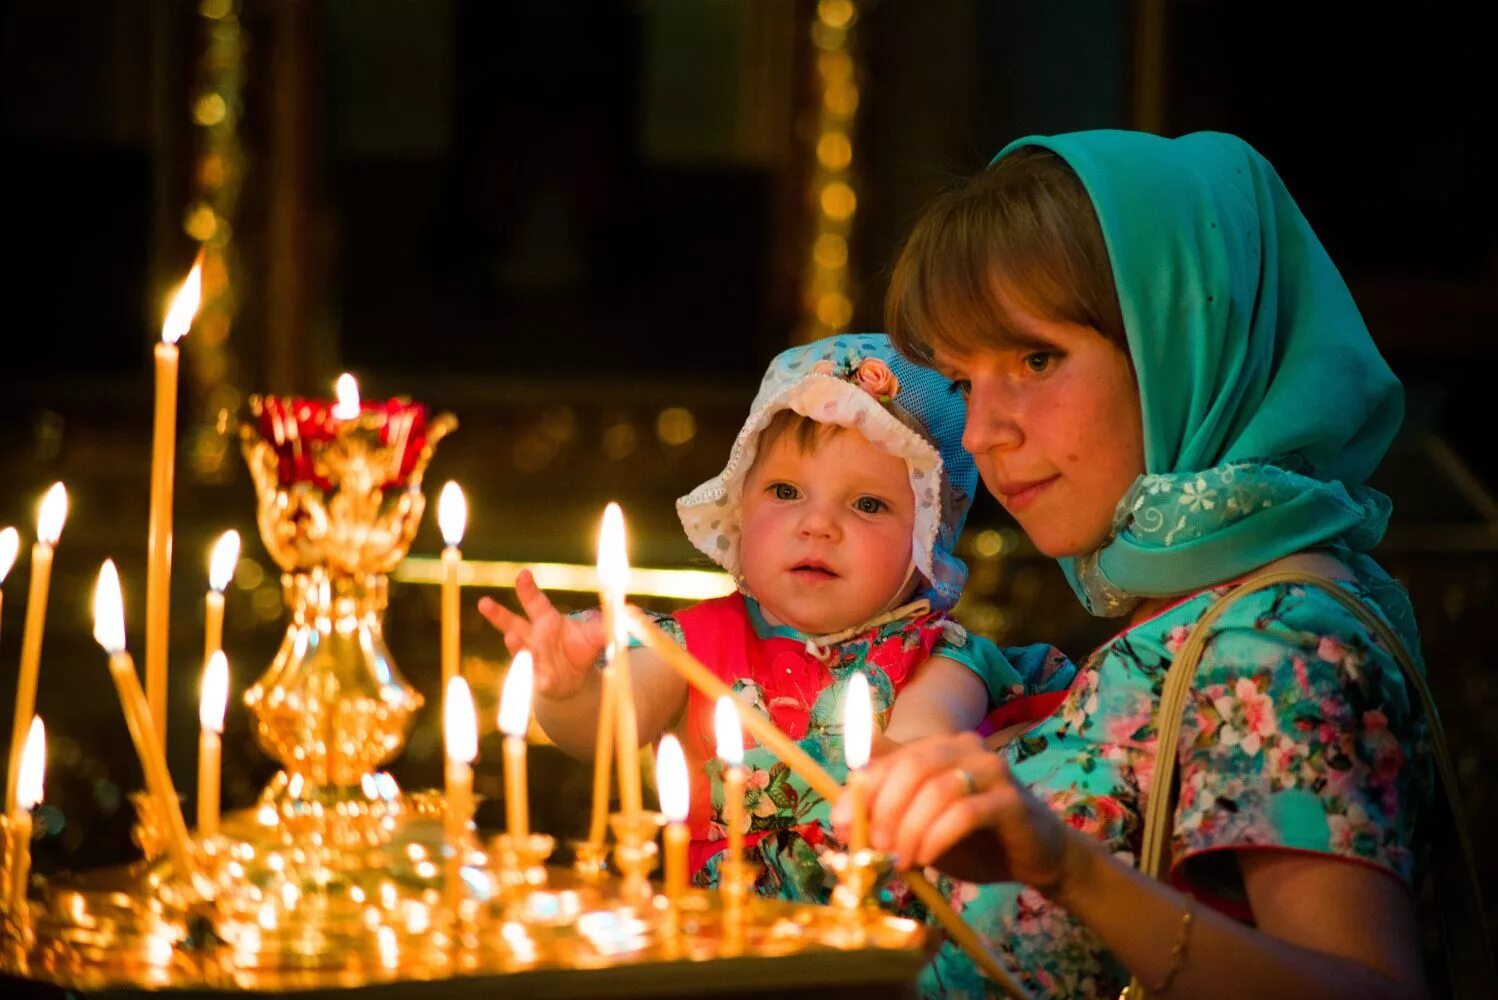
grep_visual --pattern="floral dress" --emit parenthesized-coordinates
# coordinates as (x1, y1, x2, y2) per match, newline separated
(655, 593, 1076, 899)
(915, 576, 1432, 999)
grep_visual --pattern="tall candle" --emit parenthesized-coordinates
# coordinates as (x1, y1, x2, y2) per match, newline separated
(6, 483, 67, 817)
(656, 733, 690, 900)
(587, 664, 617, 845)
(714, 697, 747, 866)
(93, 560, 198, 885)
(596, 503, 642, 819)
(843, 672, 872, 853)
(498, 651, 534, 838)
(8, 716, 44, 916)
(147, 257, 202, 745)
(443, 675, 477, 918)
(204, 530, 239, 668)
(198, 651, 229, 838)
(437, 482, 466, 699)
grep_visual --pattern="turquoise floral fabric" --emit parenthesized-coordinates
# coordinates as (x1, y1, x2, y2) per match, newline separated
(906, 576, 1430, 998)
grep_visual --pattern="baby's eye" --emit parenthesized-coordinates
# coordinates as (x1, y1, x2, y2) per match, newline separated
(770, 482, 799, 501)
(854, 496, 887, 515)
(947, 378, 971, 399)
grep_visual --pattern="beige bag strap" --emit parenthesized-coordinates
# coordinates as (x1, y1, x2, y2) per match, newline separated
(1132, 568, 1494, 998)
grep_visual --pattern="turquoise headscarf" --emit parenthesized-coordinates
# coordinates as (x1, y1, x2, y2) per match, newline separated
(991, 131, 1411, 631)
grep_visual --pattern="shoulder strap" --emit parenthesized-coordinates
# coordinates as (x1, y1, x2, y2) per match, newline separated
(1134, 568, 1494, 998)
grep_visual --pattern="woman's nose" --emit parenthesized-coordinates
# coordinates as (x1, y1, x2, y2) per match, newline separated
(961, 379, 1024, 455)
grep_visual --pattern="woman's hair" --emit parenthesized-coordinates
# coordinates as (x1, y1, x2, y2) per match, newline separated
(885, 147, 1127, 363)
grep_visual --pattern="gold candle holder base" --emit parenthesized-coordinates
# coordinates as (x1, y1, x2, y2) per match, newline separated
(488, 833, 556, 898)
(816, 847, 894, 949)
(716, 856, 760, 955)
(607, 813, 663, 910)
(568, 839, 610, 883)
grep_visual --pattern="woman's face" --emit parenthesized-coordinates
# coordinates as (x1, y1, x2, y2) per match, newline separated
(930, 298, 1145, 558)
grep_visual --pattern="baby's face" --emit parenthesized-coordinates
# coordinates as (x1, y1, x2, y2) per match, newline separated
(739, 427, 915, 635)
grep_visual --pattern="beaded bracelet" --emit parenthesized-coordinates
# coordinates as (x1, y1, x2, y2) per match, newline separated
(1145, 900, 1194, 994)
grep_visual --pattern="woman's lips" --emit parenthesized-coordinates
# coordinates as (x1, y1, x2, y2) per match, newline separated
(998, 475, 1058, 513)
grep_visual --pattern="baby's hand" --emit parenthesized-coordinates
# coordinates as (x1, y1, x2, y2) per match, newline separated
(477, 569, 606, 700)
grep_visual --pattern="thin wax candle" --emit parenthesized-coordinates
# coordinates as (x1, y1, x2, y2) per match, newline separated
(498, 651, 534, 838)
(6, 483, 67, 817)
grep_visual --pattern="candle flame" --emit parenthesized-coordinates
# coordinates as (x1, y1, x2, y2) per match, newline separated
(596, 502, 630, 618)
(498, 651, 534, 738)
(200, 650, 230, 733)
(714, 696, 744, 765)
(444, 676, 477, 764)
(92, 559, 127, 654)
(36, 482, 68, 546)
(844, 672, 872, 770)
(17, 716, 46, 810)
(208, 530, 241, 592)
(162, 257, 203, 345)
(0, 526, 18, 583)
(331, 373, 361, 420)
(437, 482, 467, 547)
(656, 734, 689, 823)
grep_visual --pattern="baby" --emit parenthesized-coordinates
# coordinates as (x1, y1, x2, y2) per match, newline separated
(480, 333, 1073, 895)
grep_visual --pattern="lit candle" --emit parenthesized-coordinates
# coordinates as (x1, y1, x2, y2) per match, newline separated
(204, 530, 239, 668)
(657, 733, 690, 900)
(843, 672, 872, 853)
(331, 372, 361, 420)
(93, 560, 198, 884)
(147, 256, 202, 745)
(498, 651, 534, 838)
(5, 483, 67, 818)
(597, 503, 642, 819)
(198, 651, 229, 838)
(437, 482, 467, 700)
(443, 675, 477, 917)
(443, 675, 477, 846)
(8, 716, 44, 917)
(714, 696, 747, 866)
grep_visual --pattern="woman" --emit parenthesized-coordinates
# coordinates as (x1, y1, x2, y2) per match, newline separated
(836, 131, 1431, 998)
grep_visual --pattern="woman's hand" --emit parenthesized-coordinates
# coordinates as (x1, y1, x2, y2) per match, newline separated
(835, 731, 1089, 893)
(477, 569, 606, 700)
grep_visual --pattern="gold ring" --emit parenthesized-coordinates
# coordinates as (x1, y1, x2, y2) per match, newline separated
(953, 766, 979, 797)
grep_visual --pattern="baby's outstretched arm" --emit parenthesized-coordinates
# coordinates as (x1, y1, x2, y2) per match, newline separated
(477, 569, 687, 761)
(876, 656, 988, 756)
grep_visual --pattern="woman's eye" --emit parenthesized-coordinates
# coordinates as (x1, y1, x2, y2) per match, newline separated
(854, 496, 887, 515)
(770, 483, 799, 501)
(947, 378, 971, 398)
(1023, 352, 1056, 374)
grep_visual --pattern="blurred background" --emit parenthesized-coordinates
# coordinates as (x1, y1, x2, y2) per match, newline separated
(1, 0, 1494, 924)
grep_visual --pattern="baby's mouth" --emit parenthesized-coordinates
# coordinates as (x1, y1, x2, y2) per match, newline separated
(790, 562, 838, 578)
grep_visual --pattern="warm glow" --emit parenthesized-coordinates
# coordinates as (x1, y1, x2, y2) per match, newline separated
(437, 482, 467, 548)
(0, 526, 18, 583)
(331, 373, 361, 420)
(498, 651, 534, 738)
(92, 560, 127, 654)
(844, 672, 872, 771)
(200, 650, 229, 734)
(36, 482, 68, 546)
(714, 697, 744, 766)
(162, 257, 203, 345)
(208, 530, 241, 592)
(596, 502, 630, 606)
(656, 734, 689, 824)
(17, 716, 46, 810)
(444, 676, 477, 764)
